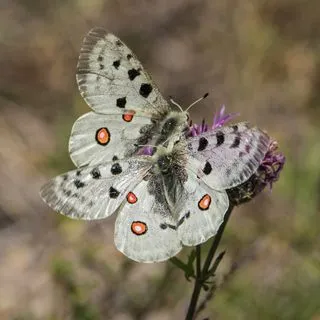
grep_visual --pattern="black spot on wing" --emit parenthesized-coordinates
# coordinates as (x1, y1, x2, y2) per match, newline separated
(113, 60, 120, 69)
(177, 216, 185, 227)
(231, 135, 241, 148)
(99, 64, 104, 70)
(202, 161, 212, 175)
(128, 68, 140, 81)
(112, 155, 119, 161)
(198, 137, 208, 151)
(116, 97, 126, 108)
(97, 55, 103, 62)
(127, 54, 133, 60)
(232, 125, 238, 132)
(111, 163, 122, 175)
(115, 40, 123, 46)
(74, 180, 85, 189)
(109, 187, 120, 198)
(176, 211, 191, 228)
(139, 83, 153, 98)
(91, 168, 101, 179)
(216, 131, 225, 146)
(159, 223, 177, 230)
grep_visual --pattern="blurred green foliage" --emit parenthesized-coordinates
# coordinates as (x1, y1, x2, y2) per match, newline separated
(1, 0, 319, 319)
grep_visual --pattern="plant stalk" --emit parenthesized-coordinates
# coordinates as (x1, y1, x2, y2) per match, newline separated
(185, 205, 234, 320)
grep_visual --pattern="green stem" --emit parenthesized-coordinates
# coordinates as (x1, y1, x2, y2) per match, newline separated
(185, 205, 234, 320)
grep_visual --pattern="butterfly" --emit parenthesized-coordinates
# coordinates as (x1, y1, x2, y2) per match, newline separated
(40, 28, 270, 263)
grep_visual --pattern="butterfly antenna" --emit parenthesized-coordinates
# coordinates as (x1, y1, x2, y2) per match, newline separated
(169, 96, 184, 112)
(185, 93, 209, 112)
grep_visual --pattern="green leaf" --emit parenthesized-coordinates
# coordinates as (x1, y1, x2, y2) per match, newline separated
(170, 249, 196, 281)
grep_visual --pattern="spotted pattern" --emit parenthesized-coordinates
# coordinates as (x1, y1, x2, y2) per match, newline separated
(159, 212, 190, 230)
(139, 83, 153, 98)
(90, 168, 101, 179)
(116, 97, 127, 108)
(122, 111, 135, 122)
(216, 131, 225, 146)
(126, 192, 137, 204)
(111, 163, 122, 175)
(128, 68, 140, 80)
(95, 127, 110, 146)
(113, 60, 120, 69)
(74, 180, 85, 189)
(131, 221, 147, 235)
(198, 137, 208, 151)
(109, 187, 120, 198)
(231, 135, 241, 148)
(198, 194, 211, 211)
(202, 161, 212, 175)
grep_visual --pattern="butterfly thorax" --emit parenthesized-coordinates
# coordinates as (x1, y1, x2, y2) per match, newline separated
(155, 111, 189, 146)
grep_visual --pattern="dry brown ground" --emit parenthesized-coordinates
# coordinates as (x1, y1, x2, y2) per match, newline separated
(0, 0, 319, 319)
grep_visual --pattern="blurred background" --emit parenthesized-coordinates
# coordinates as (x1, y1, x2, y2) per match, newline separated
(0, 0, 319, 319)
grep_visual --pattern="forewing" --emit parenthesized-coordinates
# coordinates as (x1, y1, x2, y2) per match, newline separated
(187, 123, 270, 190)
(76, 28, 170, 117)
(114, 180, 182, 263)
(69, 112, 152, 167)
(40, 159, 151, 220)
(175, 169, 229, 246)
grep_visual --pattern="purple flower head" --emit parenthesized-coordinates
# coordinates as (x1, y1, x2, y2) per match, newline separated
(137, 146, 155, 156)
(256, 140, 286, 191)
(212, 105, 239, 129)
(188, 105, 285, 204)
(228, 140, 285, 205)
(189, 105, 238, 137)
(189, 119, 208, 137)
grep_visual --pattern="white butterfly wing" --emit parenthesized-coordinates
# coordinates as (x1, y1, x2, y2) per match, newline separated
(187, 123, 270, 190)
(76, 28, 170, 116)
(40, 159, 151, 220)
(114, 180, 182, 263)
(175, 170, 229, 246)
(69, 112, 152, 167)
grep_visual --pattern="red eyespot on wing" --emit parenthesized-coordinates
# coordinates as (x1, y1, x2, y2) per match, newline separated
(131, 221, 147, 235)
(126, 192, 137, 204)
(95, 127, 110, 145)
(198, 194, 211, 211)
(122, 110, 135, 122)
